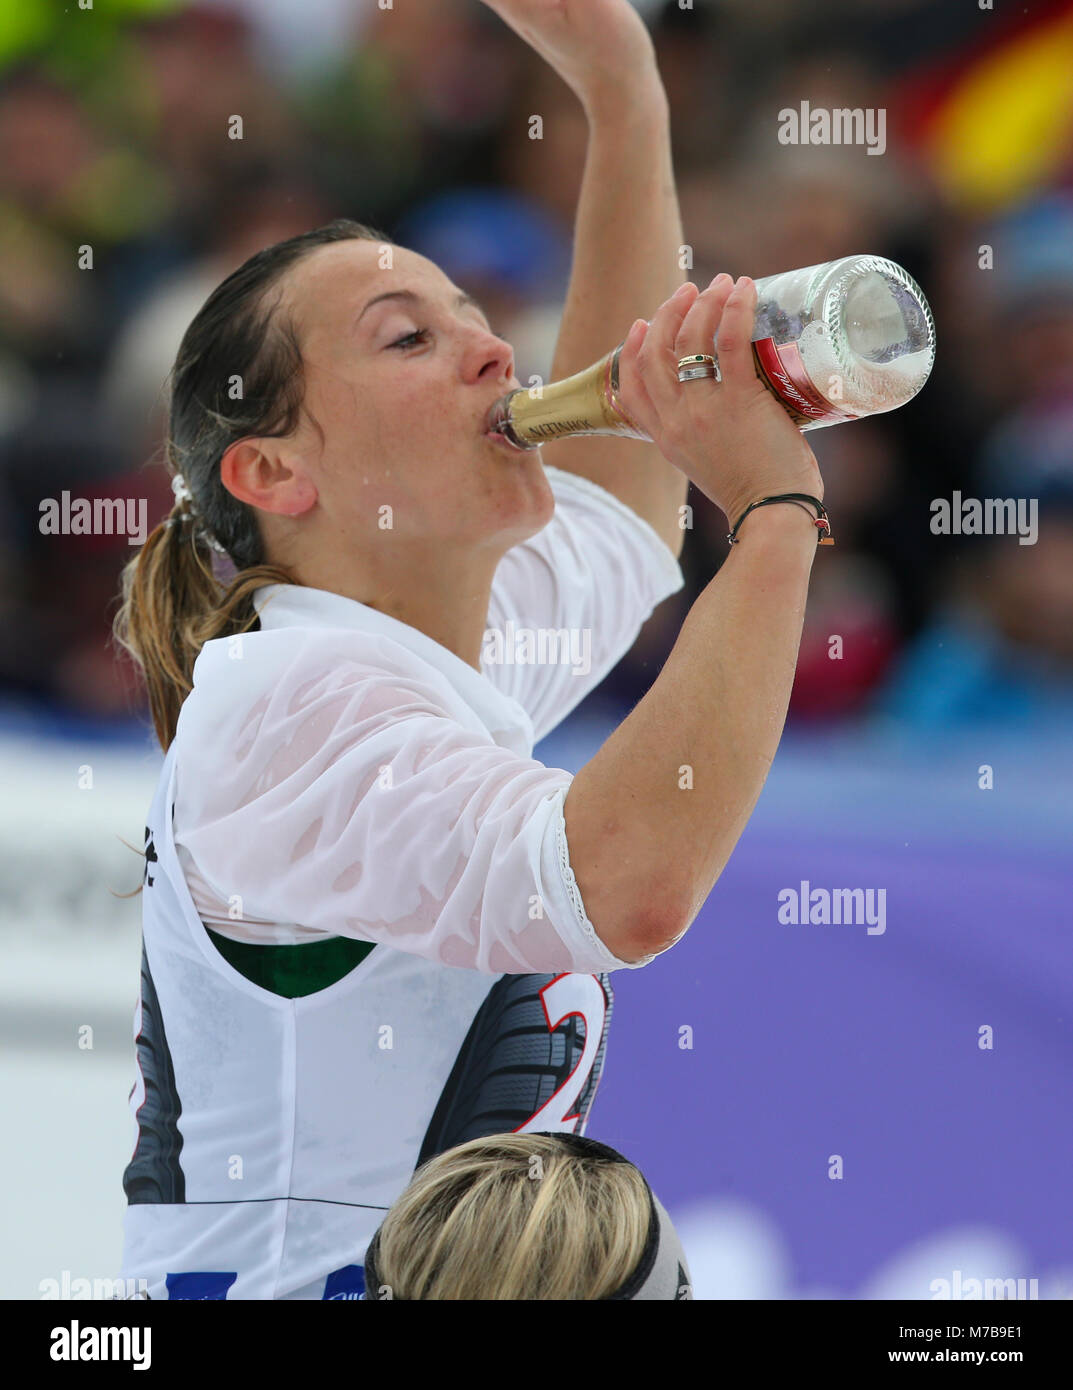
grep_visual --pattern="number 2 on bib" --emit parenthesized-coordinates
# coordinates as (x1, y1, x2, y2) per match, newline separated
(514, 973, 607, 1134)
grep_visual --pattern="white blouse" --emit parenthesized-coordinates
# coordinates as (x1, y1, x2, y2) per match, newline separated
(171, 465, 684, 975)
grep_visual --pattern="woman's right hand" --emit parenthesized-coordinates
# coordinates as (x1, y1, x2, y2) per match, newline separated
(615, 274, 825, 528)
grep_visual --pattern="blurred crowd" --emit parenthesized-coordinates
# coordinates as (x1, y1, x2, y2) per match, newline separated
(1, 0, 1071, 738)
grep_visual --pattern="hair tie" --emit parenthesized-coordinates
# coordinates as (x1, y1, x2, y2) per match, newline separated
(171, 473, 196, 509)
(167, 472, 228, 555)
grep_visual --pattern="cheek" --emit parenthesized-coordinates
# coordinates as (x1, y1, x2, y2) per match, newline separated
(360, 366, 462, 457)
(307, 362, 482, 519)
(308, 368, 404, 472)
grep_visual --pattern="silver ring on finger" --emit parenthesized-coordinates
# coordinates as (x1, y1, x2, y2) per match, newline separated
(678, 362, 720, 383)
(677, 352, 720, 383)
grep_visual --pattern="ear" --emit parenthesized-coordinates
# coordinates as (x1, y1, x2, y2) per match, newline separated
(219, 438, 318, 518)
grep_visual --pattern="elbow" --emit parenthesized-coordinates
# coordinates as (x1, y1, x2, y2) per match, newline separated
(606, 898, 691, 963)
(642, 911, 691, 959)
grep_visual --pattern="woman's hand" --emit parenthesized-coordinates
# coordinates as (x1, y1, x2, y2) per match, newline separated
(615, 275, 825, 526)
(478, 0, 661, 115)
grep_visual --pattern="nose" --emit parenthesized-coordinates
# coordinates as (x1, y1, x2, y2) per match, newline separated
(462, 323, 516, 388)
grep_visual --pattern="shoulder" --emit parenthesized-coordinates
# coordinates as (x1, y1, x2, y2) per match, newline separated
(179, 624, 460, 750)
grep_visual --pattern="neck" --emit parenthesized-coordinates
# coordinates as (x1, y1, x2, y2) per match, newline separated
(296, 544, 503, 674)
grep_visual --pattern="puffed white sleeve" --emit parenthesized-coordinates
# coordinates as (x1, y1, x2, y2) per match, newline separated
(483, 464, 685, 744)
(172, 645, 652, 976)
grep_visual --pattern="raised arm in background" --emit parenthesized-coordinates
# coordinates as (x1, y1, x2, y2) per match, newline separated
(480, 0, 690, 559)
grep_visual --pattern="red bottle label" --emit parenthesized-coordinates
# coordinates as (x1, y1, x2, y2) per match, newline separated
(753, 337, 859, 425)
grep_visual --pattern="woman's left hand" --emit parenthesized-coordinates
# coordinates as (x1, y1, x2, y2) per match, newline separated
(478, 0, 661, 114)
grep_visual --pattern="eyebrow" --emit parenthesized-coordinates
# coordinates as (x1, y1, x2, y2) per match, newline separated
(355, 288, 489, 327)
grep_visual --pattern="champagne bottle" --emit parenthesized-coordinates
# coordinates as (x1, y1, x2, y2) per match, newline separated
(485, 254, 936, 448)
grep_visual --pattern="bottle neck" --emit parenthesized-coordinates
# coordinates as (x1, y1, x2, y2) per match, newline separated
(490, 346, 651, 450)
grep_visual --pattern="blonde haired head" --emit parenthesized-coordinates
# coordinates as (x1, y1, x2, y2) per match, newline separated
(367, 1132, 654, 1301)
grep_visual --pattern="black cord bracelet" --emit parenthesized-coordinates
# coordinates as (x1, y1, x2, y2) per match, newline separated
(727, 493, 833, 546)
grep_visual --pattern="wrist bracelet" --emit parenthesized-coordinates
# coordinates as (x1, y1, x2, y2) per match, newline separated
(727, 493, 832, 546)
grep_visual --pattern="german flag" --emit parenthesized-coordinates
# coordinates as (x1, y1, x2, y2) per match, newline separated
(889, 0, 1073, 213)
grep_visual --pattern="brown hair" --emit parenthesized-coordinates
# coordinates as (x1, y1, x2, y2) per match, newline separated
(113, 218, 390, 750)
(371, 1133, 651, 1300)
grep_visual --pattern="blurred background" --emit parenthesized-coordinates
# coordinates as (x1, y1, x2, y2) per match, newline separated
(1, 0, 1071, 1299)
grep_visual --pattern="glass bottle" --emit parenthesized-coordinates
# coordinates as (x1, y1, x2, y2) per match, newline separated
(485, 254, 936, 447)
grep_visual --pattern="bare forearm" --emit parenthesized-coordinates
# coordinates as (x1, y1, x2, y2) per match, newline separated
(564, 505, 819, 960)
(552, 86, 679, 381)
(546, 88, 689, 552)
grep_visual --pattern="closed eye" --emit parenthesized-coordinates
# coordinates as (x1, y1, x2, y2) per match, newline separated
(388, 328, 431, 350)
(388, 322, 504, 351)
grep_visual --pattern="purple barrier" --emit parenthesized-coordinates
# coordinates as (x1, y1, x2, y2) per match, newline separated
(538, 717, 1073, 1298)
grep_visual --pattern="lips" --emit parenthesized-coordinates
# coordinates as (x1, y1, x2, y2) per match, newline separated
(482, 384, 523, 435)
(484, 428, 525, 452)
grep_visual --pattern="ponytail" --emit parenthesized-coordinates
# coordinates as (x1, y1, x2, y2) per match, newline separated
(114, 497, 293, 751)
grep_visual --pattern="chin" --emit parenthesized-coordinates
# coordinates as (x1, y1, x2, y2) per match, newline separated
(520, 453, 556, 522)
(492, 456, 555, 544)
